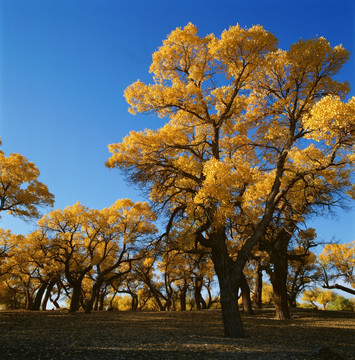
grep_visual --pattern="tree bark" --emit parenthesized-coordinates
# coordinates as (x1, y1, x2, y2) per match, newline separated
(241, 273, 254, 315)
(211, 227, 244, 338)
(194, 275, 206, 310)
(42, 279, 56, 311)
(24, 287, 33, 310)
(252, 260, 263, 309)
(86, 281, 103, 313)
(179, 287, 187, 311)
(69, 283, 82, 312)
(272, 277, 290, 320)
(31, 282, 48, 311)
(270, 241, 291, 320)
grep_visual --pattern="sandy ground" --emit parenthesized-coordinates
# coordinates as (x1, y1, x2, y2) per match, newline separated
(0, 308, 354, 359)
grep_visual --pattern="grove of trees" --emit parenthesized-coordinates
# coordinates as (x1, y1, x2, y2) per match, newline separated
(1, 23, 354, 339)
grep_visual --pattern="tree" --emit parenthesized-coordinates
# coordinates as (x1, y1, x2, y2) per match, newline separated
(38, 202, 93, 312)
(106, 23, 353, 337)
(317, 241, 355, 295)
(301, 288, 321, 309)
(287, 232, 317, 307)
(0, 139, 54, 219)
(84, 199, 157, 313)
(301, 288, 335, 310)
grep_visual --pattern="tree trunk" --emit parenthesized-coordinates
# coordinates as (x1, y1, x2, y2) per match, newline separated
(211, 227, 244, 338)
(31, 282, 48, 311)
(42, 279, 56, 311)
(241, 273, 254, 315)
(272, 281, 290, 319)
(131, 293, 138, 311)
(85, 281, 102, 313)
(252, 260, 263, 309)
(69, 283, 82, 312)
(194, 276, 206, 310)
(94, 295, 99, 311)
(267, 227, 293, 320)
(270, 250, 290, 320)
(24, 287, 33, 310)
(288, 292, 297, 308)
(99, 292, 105, 311)
(179, 288, 187, 311)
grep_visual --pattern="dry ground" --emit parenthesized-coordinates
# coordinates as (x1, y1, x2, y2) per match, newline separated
(0, 308, 354, 360)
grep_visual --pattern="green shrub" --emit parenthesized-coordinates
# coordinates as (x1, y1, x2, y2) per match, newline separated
(329, 295, 354, 311)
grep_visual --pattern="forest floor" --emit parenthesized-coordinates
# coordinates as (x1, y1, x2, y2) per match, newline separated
(0, 307, 354, 360)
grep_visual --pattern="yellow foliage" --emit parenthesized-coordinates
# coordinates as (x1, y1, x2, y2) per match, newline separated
(319, 241, 355, 288)
(0, 149, 54, 219)
(303, 96, 355, 144)
(106, 23, 354, 259)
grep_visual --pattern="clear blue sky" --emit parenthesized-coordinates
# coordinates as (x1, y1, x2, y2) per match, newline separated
(0, 0, 354, 247)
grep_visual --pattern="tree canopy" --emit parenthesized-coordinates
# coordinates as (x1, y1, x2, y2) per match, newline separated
(0, 139, 54, 219)
(106, 23, 354, 337)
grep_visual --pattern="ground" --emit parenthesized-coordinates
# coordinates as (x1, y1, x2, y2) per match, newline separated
(0, 308, 354, 359)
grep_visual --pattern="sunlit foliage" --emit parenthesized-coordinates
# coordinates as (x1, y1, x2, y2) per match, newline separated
(107, 23, 353, 337)
(0, 139, 54, 219)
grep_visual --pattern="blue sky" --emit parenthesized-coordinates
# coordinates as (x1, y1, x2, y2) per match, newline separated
(0, 0, 354, 247)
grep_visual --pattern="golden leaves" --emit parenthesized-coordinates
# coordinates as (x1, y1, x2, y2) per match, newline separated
(303, 96, 355, 144)
(0, 149, 54, 219)
(108, 22, 354, 244)
(319, 241, 355, 288)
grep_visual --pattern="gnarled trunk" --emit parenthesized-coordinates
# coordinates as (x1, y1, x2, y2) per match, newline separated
(86, 280, 103, 313)
(31, 282, 48, 311)
(69, 283, 82, 312)
(42, 279, 56, 311)
(211, 227, 244, 338)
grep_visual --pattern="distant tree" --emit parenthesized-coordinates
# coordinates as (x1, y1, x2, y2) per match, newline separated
(0, 139, 54, 219)
(301, 288, 321, 309)
(301, 288, 336, 310)
(38, 202, 93, 312)
(83, 200, 157, 313)
(317, 241, 355, 295)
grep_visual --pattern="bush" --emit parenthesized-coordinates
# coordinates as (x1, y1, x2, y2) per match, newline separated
(329, 295, 354, 311)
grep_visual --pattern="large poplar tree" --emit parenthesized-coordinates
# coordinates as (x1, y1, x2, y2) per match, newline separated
(106, 24, 354, 337)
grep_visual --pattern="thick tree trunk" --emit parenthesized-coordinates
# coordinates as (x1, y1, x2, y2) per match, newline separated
(272, 281, 290, 319)
(211, 227, 244, 338)
(270, 251, 290, 320)
(219, 278, 244, 337)
(31, 282, 48, 311)
(252, 260, 263, 309)
(69, 283, 82, 313)
(131, 293, 138, 311)
(180, 288, 187, 311)
(267, 226, 294, 320)
(241, 273, 254, 315)
(86, 281, 102, 313)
